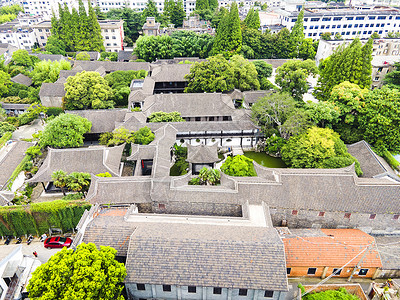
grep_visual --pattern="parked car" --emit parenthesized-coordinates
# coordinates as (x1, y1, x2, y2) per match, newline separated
(44, 236, 72, 249)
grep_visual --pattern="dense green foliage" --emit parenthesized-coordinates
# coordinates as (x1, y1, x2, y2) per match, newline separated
(64, 71, 114, 110)
(51, 0, 104, 52)
(75, 51, 91, 61)
(27, 243, 126, 300)
(301, 286, 360, 300)
(171, 144, 188, 175)
(221, 155, 257, 176)
(148, 111, 185, 122)
(99, 126, 154, 146)
(0, 200, 90, 236)
(0, 70, 10, 97)
(0, 121, 15, 137)
(106, 7, 143, 45)
(39, 114, 92, 148)
(384, 62, 400, 88)
(52, 170, 91, 196)
(189, 167, 221, 185)
(0, 5, 23, 24)
(0, 131, 12, 148)
(314, 38, 373, 100)
(244, 8, 260, 30)
(31, 60, 71, 85)
(281, 127, 362, 175)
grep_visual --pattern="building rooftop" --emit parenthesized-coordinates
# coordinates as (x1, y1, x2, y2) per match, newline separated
(38, 82, 66, 97)
(374, 235, 400, 270)
(10, 73, 32, 87)
(73, 60, 150, 73)
(287, 6, 400, 17)
(187, 143, 219, 164)
(150, 63, 191, 82)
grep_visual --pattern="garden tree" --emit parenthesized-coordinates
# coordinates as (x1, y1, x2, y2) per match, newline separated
(52, 170, 68, 196)
(148, 111, 185, 122)
(288, 9, 304, 58)
(189, 167, 221, 185)
(264, 134, 286, 156)
(106, 127, 134, 146)
(39, 114, 92, 148)
(87, 1, 104, 51)
(10, 50, 38, 69)
(281, 127, 362, 175)
(210, 7, 228, 29)
(300, 285, 359, 300)
(45, 36, 67, 55)
(244, 8, 260, 29)
(64, 71, 114, 110)
(212, 2, 242, 58)
(279, 109, 311, 139)
(170, 0, 186, 27)
(221, 155, 257, 177)
(230, 55, 260, 91)
(25, 145, 42, 163)
(142, 0, 159, 20)
(371, 32, 380, 39)
(31, 60, 71, 85)
(185, 55, 234, 92)
(171, 31, 214, 58)
(133, 126, 155, 145)
(0, 122, 15, 137)
(76, 51, 91, 60)
(334, 32, 342, 40)
(134, 35, 173, 62)
(106, 8, 143, 44)
(384, 62, 400, 87)
(304, 101, 340, 128)
(104, 70, 147, 106)
(209, 0, 218, 10)
(321, 32, 332, 40)
(298, 38, 316, 60)
(163, 0, 175, 19)
(66, 172, 91, 196)
(275, 59, 318, 102)
(272, 28, 292, 58)
(251, 92, 297, 137)
(241, 28, 263, 59)
(27, 243, 126, 300)
(94, 6, 106, 20)
(358, 87, 400, 153)
(314, 38, 373, 100)
(0, 70, 10, 97)
(99, 52, 118, 61)
(195, 0, 209, 11)
(252, 60, 273, 89)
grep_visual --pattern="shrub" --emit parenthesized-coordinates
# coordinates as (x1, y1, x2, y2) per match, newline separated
(46, 107, 64, 116)
(221, 155, 257, 177)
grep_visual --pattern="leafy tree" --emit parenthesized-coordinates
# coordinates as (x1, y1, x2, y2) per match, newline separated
(107, 8, 143, 44)
(142, 0, 159, 20)
(99, 132, 113, 145)
(209, 0, 218, 11)
(384, 62, 400, 87)
(275, 59, 318, 102)
(185, 55, 235, 92)
(45, 36, 67, 55)
(264, 134, 286, 156)
(359, 87, 400, 153)
(76, 52, 91, 61)
(11, 50, 37, 68)
(244, 8, 260, 29)
(0, 70, 10, 97)
(281, 127, 362, 175)
(251, 92, 297, 138)
(148, 111, 185, 122)
(31, 60, 71, 85)
(64, 71, 114, 110)
(221, 155, 257, 177)
(27, 243, 126, 300)
(230, 55, 260, 91)
(211, 7, 228, 29)
(134, 35, 173, 62)
(279, 109, 311, 139)
(334, 32, 342, 40)
(289, 9, 304, 58)
(189, 167, 221, 185)
(171, 31, 214, 58)
(170, 0, 186, 27)
(0, 121, 15, 137)
(298, 38, 316, 60)
(107, 127, 134, 146)
(321, 32, 332, 40)
(196, 0, 209, 11)
(39, 114, 92, 148)
(304, 101, 340, 128)
(212, 2, 242, 58)
(66, 172, 91, 196)
(252, 60, 272, 86)
(133, 126, 155, 145)
(52, 170, 68, 196)
(100, 51, 118, 61)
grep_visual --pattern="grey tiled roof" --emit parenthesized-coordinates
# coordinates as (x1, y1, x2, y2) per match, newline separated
(32, 54, 68, 62)
(187, 144, 219, 163)
(73, 61, 150, 72)
(151, 63, 191, 82)
(28, 145, 124, 183)
(76, 51, 100, 61)
(58, 69, 80, 79)
(0, 191, 14, 206)
(66, 109, 128, 133)
(118, 50, 134, 62)
(374, 235, 400, 270)
(10, 74, 32, 86)
(125, 224, 288, 291)
(141, 93, 235, 118)
(242, 90, 271, 105)
(39, 82, 66, 97)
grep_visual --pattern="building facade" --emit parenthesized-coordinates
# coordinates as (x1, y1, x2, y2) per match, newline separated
(280, 6, 400, 40)
(0, 21, 37, 50)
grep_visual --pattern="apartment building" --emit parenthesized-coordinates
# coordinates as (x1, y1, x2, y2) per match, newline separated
(0, 21, 36, 50)
(280, 6, 400, 40)
(32, 19, 124, 52)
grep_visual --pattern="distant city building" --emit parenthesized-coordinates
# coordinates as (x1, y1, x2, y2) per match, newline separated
(279, 6, 400, 40)
(0, 20, 36, 50)
(32, 19, 124, 52)
(142, 17, 160, 36)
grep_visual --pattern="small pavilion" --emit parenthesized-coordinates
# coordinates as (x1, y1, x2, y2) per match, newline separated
(186, 144, 219, 175)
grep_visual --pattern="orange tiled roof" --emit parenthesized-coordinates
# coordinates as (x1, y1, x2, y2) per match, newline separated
(283, 229, 382, 268)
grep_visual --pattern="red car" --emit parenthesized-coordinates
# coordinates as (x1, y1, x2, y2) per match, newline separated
(44, 236, 72, 249)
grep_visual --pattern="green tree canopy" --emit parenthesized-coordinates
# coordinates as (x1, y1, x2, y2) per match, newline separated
(281, 127, 362, 175)
(304, 101, 340, 128)
(275, 59, 318, 102)
(171, 31, 214, 58)
(31, 60, 71, 85)
(76, 52, 91, 60)
(384, 61, 400, 88)
(148, 111, 185, 122)
(133, 126, 155, 145)
(142, 0, 159, 19)
(221, 155, 257, 177)
(27, 243, 126, 300)
(45, 36, 67, 55)
(244, 8, 260, 29)
(106, 8, 143, 45)
(134, 35, 173, 62)
(288, 9, 304, 58)
(230, 55, 260, 91)
(0, 70, 10, 97)
(64, 71, 114, 110)
(39, 113, 92, 148)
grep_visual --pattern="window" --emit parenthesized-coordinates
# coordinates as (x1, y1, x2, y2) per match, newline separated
(310, 26, 314, 29)
(355, 24, 359, 28)
(311, 18, 320, 22)
(378, 16, 386, 20)
(264, 290, 274, 298)
(356, 16, 365, 20)
(394, 214, 400, 220)
(347, 16, 354, 20)
(344, 213, 351, 219)
(315, 25, 319, 29)
(332, 268, 342, 275)
(163, 285, 171, 292)
(287, 268, 291, 274)
(369, 214, 376, 220)
(213, 287, 222, 295)
(158, 203, 165, 210)
(333, 17, 342, 21)
(337, 25, 341, 28)
(239, 289, 248, 296)
(292, 210, 298, 215)
(358, 269, 368, 276)
(344, 24, 347, 28)
(137, 284, 146, 290)
(322, 17, 331, 21)
(307, 268, 317, 275)
(369, 16, 376, 20)
(188, 286, 196, 293)
(318, 211, 325, 217)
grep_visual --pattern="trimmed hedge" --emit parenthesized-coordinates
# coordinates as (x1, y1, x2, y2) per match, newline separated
(0, 132, 12, 149)
(0, 200, 91, 236)
(382, 150, 400, 171)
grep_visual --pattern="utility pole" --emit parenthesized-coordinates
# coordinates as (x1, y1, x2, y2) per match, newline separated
(348, 244, 371, 282)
